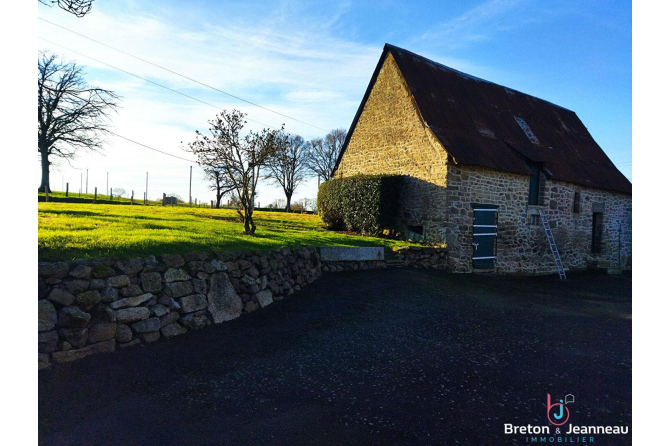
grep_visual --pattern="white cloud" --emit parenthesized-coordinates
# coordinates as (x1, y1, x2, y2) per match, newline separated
(417, 0, 526, 48)
(37, 2, 381, 204)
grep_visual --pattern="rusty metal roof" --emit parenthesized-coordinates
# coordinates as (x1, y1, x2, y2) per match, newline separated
(334, 44, 632, 195)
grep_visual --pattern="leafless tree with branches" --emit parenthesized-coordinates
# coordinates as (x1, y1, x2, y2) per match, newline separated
(264, 133, 312, 212)
(184, 110, 282, 234)
(38, 51, 119, 192)
(306, 128, 347, 183)
(38, 0, 94, 17)
(203, 165, 236, 208)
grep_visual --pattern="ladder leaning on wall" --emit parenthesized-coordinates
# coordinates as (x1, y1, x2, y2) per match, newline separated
(538, 210, 566, 280)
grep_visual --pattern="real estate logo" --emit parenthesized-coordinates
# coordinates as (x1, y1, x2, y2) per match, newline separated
(546, 393, 574, 426)
(504, 392, 630, 442)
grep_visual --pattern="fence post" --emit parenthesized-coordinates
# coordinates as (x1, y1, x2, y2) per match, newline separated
(94, 187, 97, 203)
(65, 183, 69, 197)
(110, 189, 113, 201)
(131, 190, 134, 205)
(162, 193, 166, 206)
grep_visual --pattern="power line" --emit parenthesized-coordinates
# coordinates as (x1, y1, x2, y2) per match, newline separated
(107, 130, 200, 164)
(39, 37, 280, 130)
(39, 17, 327, 131)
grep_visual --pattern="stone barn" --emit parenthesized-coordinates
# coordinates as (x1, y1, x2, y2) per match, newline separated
(332, 44, 631, 274)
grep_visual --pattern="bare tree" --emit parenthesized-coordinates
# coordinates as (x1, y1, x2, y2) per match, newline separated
(203, 165, 235, 208)
(306, 128, 347, 183)
(264, 133, 311, 212)
(270, 198, 286, 210)
(184, 110, 281, 234)
(38, 0, 94, 17)
(297, 197, 316, 212)
(38, 52, 119, 192)
(111, 187, 127, 198)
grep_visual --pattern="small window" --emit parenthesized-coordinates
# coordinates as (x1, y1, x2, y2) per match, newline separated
(528, 162, 543, 205)
(407, 225, 424, 243)
(573, 191, 581, 213)
(408, 225, 424, 236)
(591, 212, 603, 253)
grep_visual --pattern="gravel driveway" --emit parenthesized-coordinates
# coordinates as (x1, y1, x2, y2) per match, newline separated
(39, 268, 632, 445)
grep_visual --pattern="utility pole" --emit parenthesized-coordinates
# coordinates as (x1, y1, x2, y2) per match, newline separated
(189, 166, 192, 207)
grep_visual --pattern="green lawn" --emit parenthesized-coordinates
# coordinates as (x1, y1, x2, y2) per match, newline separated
(38, 202, 413, 261)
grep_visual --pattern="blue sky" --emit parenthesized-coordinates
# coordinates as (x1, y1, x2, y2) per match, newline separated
(35, 0, 632, 204)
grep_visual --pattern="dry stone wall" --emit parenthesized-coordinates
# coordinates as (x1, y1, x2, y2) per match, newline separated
(333, 54, 449, 242)
(392, 247, 449, 269)
(38, 247, 322, 369)
(38, 246, 454, 369)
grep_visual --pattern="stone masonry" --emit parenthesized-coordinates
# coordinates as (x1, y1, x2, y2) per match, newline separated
(38, 247, 322, 369)
(38, 246, 450, 369)
(334, 54, 449, 243)
(333, 53, 632, 275)
(445, 163, 632, 274)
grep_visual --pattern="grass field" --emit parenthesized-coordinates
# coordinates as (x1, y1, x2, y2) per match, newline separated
(38, 202, 414, 261)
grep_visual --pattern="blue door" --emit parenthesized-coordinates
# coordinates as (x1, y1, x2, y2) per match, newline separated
(471, 204, 498, 269)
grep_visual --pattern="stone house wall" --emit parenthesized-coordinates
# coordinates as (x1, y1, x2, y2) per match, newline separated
(445, 164, 632, 274)
(333, 54, 449, 243)
(332, 55, 632, 275)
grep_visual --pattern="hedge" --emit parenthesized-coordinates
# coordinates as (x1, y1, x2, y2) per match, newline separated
(317, 174, 404, 235)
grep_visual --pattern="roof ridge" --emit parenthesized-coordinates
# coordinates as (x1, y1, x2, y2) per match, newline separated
(384, 43, 574, 113)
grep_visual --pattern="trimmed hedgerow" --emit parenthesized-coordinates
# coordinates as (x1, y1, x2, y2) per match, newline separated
(317, 174, 404, 235)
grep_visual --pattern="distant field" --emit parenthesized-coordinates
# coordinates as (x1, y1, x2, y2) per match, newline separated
(38, 202, 413, 261)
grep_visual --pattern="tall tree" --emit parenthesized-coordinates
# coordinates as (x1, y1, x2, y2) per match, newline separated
(184, 110, 281, 234)
(265, 133, 311, 212)
(203, 165, 235, 208)
(38, 0, 94, 17)
(38, 52, 119, 192)
(306, 128, 347, 183)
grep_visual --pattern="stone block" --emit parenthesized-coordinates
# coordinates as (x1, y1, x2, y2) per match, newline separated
(106, 275, 130, 288)
(164, 268, 191, 283)
(39, 300, 58, 332)
(162, 254, 185, 268)
(109, 293, 154, 310)
(318, 247, 385, 261)
(38, 262, 69, 279)
(131, 317, 160, 334)
(58, 327, 89, 348)
(179, 294, 208, 313)
(88, 323, 117, 343)
(38, 330, 59, 353)
(161, 323, 187, 338)
(57, 306, 91, 328)
(47, 288, 75, 307)
(115, 324, 133, 343)
(115, 307, 150, 324)
(166, 281, 194, 298)
(76, 290, 101, 311)
(256, 290, 273, 308)
(140, 272, 162, 293)
(207, 273, 242, 323)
